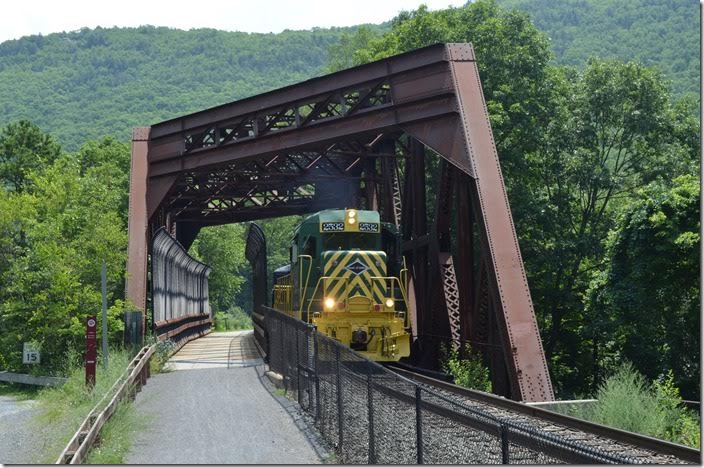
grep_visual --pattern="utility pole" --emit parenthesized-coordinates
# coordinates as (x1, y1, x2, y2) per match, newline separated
(102, 261, 109, 369)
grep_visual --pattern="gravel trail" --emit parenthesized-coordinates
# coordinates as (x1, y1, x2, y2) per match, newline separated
(0, 395, 43, 464)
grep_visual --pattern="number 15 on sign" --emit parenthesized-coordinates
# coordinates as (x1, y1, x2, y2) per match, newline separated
(23, 343, 40, 364)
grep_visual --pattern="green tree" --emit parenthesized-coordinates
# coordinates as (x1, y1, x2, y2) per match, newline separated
(441, 343, 492, 392)
(0, 134, 129, 373)
(0, 120, 61, 191)
(189, 224, 248, 313)
(232, 216, 301, 314)
(0, 26, 382, 150)
(528, 59, 675, 371)
(585, 175, 699, 399)
(327, 26, 381, 73)
(505, 59, 694, 395)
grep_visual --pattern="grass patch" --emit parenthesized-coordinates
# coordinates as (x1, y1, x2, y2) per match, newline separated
(85, 398, 146, 464)
(213, 306, 252, 331)
(29, 348, 143, 463)
(563, 363, 700, 448)
(0, 382, 40, 400)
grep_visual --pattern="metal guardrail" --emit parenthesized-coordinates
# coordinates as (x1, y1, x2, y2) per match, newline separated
(56, 345, 155, 465)
(0, 372, 66, 387)
(263, 307, 641, 465)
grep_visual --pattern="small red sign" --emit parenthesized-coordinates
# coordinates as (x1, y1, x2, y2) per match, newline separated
(86, 316, 97, 387)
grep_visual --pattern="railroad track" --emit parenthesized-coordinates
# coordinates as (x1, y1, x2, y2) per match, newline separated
(388, 365, 700, 464)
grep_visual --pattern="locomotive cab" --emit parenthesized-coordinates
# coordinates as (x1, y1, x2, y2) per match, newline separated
(272, 208, 411, 361)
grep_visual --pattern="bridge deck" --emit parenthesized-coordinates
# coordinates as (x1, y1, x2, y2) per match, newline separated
(126, 330, 326, 464)
(167, 330, 261, 370)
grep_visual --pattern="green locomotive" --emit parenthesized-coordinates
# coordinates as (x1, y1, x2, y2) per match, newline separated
(272, 208, 411, 361)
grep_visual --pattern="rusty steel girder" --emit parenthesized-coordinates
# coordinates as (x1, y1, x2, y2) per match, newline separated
(125, 43, 554, 401)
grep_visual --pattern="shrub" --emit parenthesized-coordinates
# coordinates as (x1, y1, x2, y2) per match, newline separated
(150, 339, 176, 373)
(440, 342, 492, 392)
(575, 363, 700, 448)
(585, 362, 664, 436)
(653, 370, 701, 448)
(213, 306, 252, 331)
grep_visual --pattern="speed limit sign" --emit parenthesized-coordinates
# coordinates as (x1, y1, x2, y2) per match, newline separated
(22, 343, 40, 364)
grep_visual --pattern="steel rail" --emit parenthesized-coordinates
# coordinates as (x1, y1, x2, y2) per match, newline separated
(388, 365, 701, 463)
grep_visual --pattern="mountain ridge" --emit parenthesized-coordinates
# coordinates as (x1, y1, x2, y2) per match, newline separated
(0, 1, 696, 149)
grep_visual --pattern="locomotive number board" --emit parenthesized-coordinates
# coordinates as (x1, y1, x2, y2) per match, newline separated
(320, 221, 380, 233)
(358, 222, 379, 232)
(321, 222, 345, 232)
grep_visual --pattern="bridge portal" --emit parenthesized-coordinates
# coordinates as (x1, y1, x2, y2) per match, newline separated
(124, 43, 554, 402)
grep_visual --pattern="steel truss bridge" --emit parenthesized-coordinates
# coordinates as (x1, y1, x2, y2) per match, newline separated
(125, 43, 553, 402)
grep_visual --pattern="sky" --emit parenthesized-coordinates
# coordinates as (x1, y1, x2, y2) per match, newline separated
(0, 0, 467, 43)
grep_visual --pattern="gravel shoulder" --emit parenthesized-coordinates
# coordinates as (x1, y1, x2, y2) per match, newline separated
(0, 395, 43, 464)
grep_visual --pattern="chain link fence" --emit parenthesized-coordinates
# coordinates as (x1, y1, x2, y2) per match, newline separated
(264, 307, 637, 464)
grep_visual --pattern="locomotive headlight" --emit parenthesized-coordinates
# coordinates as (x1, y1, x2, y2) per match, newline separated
(347, 210, 357, 224)
(385, 298, 394, 308)
(348, 210, 356, 218)
(324, 297, 336, 310)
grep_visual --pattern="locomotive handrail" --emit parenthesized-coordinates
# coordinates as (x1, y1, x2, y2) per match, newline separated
(398, 268, 409, 327)
(272, 275, 293, 313)
(306, 276, 351, 317)
(297, 255, 313, 318)
(369, 276, 410, 328)
(399, 258, 409, 297)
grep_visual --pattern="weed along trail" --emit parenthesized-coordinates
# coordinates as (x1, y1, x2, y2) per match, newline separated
(125, 330, 325, 464)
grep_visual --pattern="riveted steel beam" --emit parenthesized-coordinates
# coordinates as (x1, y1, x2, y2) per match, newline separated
(125, 127, 150, 338)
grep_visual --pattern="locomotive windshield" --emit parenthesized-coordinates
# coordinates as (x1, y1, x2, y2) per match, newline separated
(322, 232, 379, 251)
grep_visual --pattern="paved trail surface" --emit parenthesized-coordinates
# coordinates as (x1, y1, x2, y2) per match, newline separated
(126, 330, 325, 464)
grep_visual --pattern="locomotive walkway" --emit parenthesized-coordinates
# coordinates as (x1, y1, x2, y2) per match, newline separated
(125, 330, 326, 464)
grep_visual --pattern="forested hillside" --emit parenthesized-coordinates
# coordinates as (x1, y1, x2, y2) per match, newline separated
(0, 25, 381, 149)
(0, 1, 696, 149)
(497, 0, 699, 97)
